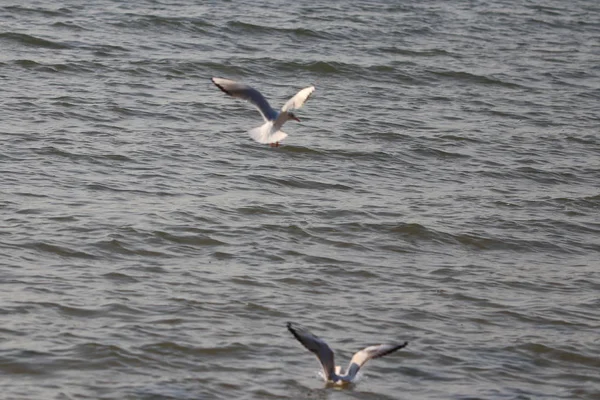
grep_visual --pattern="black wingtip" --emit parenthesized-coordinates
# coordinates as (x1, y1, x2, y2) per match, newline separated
(287, 322, 297, 335)
(211, 77, 231, 96)
(372, 341, 409, 359)
(391, 341, 409, 354)
(287, 322, 304, 344)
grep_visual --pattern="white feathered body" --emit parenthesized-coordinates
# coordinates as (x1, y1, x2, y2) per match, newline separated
(248, 111, 291, 144)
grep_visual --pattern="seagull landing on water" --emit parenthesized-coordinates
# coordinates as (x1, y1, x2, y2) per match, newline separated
(287, 322, 408, 385)
(211, 77, 315, 147)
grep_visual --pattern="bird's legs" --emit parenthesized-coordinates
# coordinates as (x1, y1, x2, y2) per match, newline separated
(269, 142, 280, 148)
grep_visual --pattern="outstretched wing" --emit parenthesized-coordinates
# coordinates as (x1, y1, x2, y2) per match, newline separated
(344, 342, 408, 381)
(287, 322, 335, 381)
(281, 86, 315, 112)
(211, 77, 278, 121)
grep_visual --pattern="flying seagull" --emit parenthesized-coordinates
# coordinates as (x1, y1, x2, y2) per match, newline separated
(287, 322, 408, 385)
(211, 77, 315, 147)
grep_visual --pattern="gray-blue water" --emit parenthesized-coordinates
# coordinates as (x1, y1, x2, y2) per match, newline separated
(1, 1, 599, 399)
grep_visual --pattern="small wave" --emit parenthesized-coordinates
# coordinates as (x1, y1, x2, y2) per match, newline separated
(231, 276, 274, 288)
(453, 232, 563, 252)
(181, 60, 251, 77)
(23, 58, 111, 75)
(380, 46, 457, 58)
(51, 21, 86, 31)
(0, 32, 71, 49)
(33, 146, 136, 164)
(13, 59, 89, 74)
(210, 251, 234, 260)
(243, 302, 286, 317)
(318, 264, 380, 279)
(412, 146, 471, 159)
(481, 166, 582, 185)
(153, 230, 226, 246)
(281, 60, 345, 74)
(0, 327, 21, 337)
(302, 254, 347, 266)
(25, 242, 96, 259)
(275, 276, 333, 290)
(437, 134, 484, 144)
(30, 302, 103, 318)
(429, 69, 524, 89)
(325, 148, 398, 163)
(11, 191, 48, 199)
(102, 303, 147, 316)
(89, 44, 130, 57)
(0, 354, 51, 376)
(565, 134, 598, 146)
(278, 145, 325, 155)
(217, 57, 403, 81)
(71, 342, 148, 369)
(514, 342, 600, 368)
(94, 239, 171, 258)
(553, 194, 600, 210)
(33, 146, 82, 159)
(513, 166, 579, 185)
(4, 5, 72, 16)
(110, 14, 213, 34)
(226, 20, 333, 40)
(147, 317, 186, 325)
(132, 265, 168, 274)
(102, 272, 139, 284)
(139, 341, 248, 357)
(229, 58, 348, 75)
(349, 222, 566, 253)
(249, 175, 353, 191)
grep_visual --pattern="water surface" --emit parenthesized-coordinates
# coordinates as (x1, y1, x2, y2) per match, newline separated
(1, 0, 599, 399)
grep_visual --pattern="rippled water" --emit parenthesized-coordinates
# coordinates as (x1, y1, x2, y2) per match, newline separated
(1, 0, 599, 399)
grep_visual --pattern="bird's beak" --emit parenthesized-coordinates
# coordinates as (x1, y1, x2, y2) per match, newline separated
(292, 116, 301, 122)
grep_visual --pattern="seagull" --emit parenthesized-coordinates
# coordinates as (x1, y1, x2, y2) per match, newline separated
(211, 77, 315, 147)
(287, 322, 408, 385)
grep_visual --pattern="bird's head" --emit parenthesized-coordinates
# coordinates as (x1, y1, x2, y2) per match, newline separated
(287, 111, 300, 122)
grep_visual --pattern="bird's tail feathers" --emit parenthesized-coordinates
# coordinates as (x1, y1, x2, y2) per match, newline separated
(248, 122, 287, 144)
